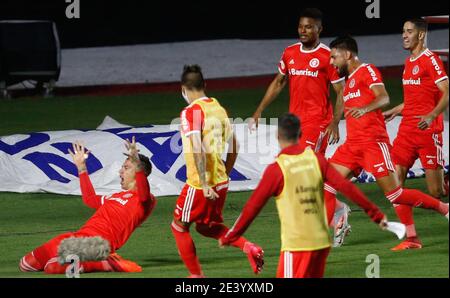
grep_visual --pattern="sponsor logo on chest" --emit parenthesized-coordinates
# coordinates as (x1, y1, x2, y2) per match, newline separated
(403, 78, 421, 86)
(343, 89, 361, 102)
(289, 68, 319, 78)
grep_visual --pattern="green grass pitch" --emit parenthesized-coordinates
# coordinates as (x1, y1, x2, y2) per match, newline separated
(0, 79, 448, 277)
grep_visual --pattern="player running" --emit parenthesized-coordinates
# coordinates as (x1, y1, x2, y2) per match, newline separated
(220, 113, 388, 278)
(383, 18, 449, 250)
(171, 65, 264, 278)
(249, 8, 351, 247)
(19, 138, 156, 274)
(326, 35, 448, 248)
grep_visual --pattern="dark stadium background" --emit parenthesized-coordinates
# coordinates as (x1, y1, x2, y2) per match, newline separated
(0, 0, 448, 49)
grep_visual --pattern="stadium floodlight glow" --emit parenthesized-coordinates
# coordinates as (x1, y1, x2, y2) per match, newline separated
(0, 20, 61, 99)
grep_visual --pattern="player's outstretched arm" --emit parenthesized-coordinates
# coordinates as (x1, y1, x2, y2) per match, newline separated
(220, 163, 283, 246)
(125, 137, 153, 203)
(68, 141, 102, 209)
(250, 73, 287, 130)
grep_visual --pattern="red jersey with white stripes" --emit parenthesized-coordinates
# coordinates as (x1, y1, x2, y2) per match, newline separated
(343, 63, 390, 144)
(77, 171, 156, 252)
(278, 42, 343, 128)
(401, 49, 448, 134)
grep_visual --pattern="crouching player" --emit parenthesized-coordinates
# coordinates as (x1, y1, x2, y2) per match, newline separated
(19, 138, 156, 274)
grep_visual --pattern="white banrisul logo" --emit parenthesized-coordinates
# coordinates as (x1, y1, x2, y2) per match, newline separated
(412, 65, 420, 75)
(309, 58, 320, 68)
(349, 79, 356, 88)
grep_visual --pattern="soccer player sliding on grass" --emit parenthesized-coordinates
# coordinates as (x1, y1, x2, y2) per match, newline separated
(19, 138, 156, 274)
(171, 65, 264, 278)
(220, 113, 388, 278)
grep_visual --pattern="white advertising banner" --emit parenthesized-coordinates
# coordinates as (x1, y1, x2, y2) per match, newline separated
(0, 116, 447, 197)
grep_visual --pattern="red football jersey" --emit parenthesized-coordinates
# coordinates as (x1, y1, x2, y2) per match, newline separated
(343, 63, 390, 144)
(401, 49, 448, 134)
(78, 171, 155, 252)
(278, 42, 343, 128)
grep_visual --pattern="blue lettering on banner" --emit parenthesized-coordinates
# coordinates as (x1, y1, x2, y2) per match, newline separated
(0, 133, 50, 155)
(116, 131, 182, 174)
(22, 142, 102, 183)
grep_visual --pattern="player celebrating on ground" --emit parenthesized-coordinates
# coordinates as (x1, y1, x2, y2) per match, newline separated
(326, 35, 448, 248)
(249, 8, 350, 246)
(171, 65, 264, 278)
(383, 18, 449, 250)
(220, 113, 388, 278)
(19, 138, 156, 274)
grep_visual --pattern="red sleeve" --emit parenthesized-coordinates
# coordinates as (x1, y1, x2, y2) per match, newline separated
(328, 62, 344, 84)
(278, 50, 288, 75)
(135, 170, 154, 203)
(316, 154, 385, 224)
(364, 64, 384, 90)
(221, 163, 284, 244)
(427, 53, 448, 85)
(180, 104, 204, 136)
(79, 172, 103, 209)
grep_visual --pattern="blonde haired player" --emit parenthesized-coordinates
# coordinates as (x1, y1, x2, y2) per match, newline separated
(171, 65, 264, 278)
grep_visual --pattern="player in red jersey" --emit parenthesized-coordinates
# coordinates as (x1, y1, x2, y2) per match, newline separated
(171, 65, 263, 278)
(19, 138, 156, 274)
(220, 114, 388, 278)
(383, 19, 449, 250)
(326, 35, 448, 248)
(249, 8, 350, 247)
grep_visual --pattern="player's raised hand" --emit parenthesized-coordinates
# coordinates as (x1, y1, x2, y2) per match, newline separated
(68, 141, 90, 174)
(325, 121, 340, 145)
(124, 136, 140, 162)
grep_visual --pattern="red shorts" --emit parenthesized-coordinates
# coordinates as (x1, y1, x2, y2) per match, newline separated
(330, 141, 395, 179)
(32, 231, 95, 266)
(276, 248, 330, 278)
(299, 126, 329, 156)
(392, 131, 444, 170)
(174, 181, 228, 225)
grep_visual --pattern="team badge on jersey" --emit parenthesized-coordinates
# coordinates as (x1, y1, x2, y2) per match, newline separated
(309, 58, 320, 68)
(349, 78, 356, 88)
(412, 65, 420, 75)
